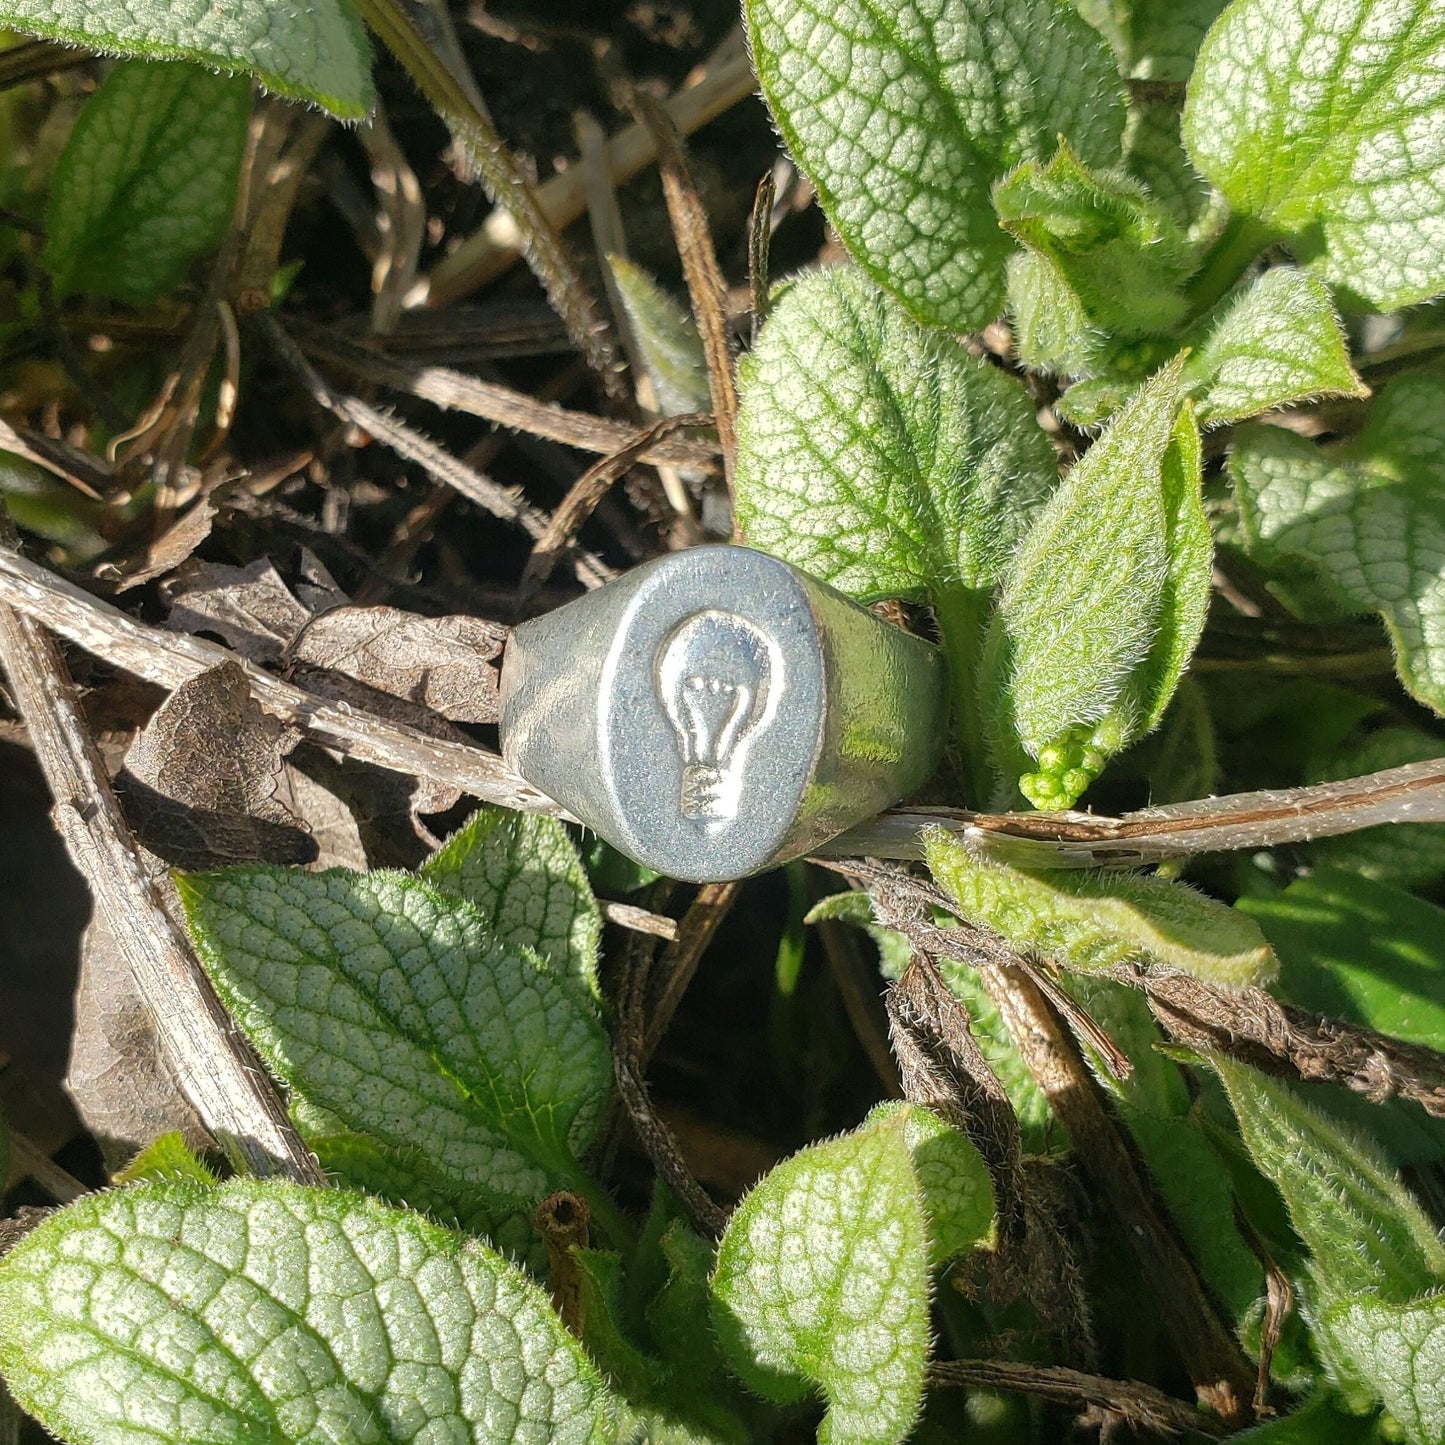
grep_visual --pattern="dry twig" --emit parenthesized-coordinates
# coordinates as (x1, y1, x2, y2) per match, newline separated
(929, 1360, 1227, 1439)
(0, 538, 321, 1183)
(625, 89, 739, 489)
(257, 312, 614, 589)
(293, 320, 720, 469)
(1122, 969, 1445, 1116)
(520, 412, 711, 596)
(418, 28, 756, 306)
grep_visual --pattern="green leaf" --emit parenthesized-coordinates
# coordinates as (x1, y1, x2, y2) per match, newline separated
(1182, 0, 1445, 310)
(981, 359, 1211, 806)
(1124, 0, 1230, 80)
(994, 142, 1193, 338)
(424, 807, 602, 998)
(1314, 1295, 1445, 1445)
(1231, 374, 1445, 713)
(1207, 1055, 1445, 1301)
(0, 1180, 615, 1445)
(44, 61, 251, 305)
(112, 1132, 216, 1188)
(890, 1103, 997, 1265)
(1122, 100, 1228, 241)
(1184, 268, 1368, 425)
(1241, 868, 1445, 1050)
(295, 1105, 545, 1270)
(607, 255, 711, 418)
(179, 866, 611, 1210)
(926, 827, 1277, 986)
(1228, 1391, 1379, 1443)
(805, 891, 914, 981)
(574, 1237, 751, 1445)
(745, 0, 1125, 332)
(735, 267, 1058, 603)
(711, 1105, 992, 1444)
(0, 0, 372, 118)
(1006, 248, 1109, 379)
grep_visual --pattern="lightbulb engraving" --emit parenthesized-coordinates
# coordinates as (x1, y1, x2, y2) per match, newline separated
(655, 609, 783, 825)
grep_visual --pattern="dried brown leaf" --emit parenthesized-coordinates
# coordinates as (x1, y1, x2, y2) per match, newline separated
(65, 914, 208, 1174)
(117, 660, 314, 870)
(288, 604, 506, 724)
(163, 557, 317, 663)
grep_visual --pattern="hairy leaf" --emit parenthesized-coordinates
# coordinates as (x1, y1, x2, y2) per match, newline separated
(179, 866, 610, 1208)
(926, 828, 1276, 986)
(711, 1104, 992, 1444)
(1184, 268, 1367, 425)
(607, 255, 711, 417)
(1231, 374, 1445, 714)
(745, 0, 1124, 331)
(0, 0, 372, 117)
(735, 267, 1057, 603)
(0, 1181, 614, 1445)
(981, 360, 1210, 806)
(1183, 0, 1445, 309)
(45, 62, 251, 305)
(424, 807, 601, 998)
(1208, 1056, 1445, 1301)
(994, 143, 1193, 338)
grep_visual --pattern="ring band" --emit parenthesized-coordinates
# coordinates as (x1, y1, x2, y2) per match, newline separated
(500, 545, 948, 882)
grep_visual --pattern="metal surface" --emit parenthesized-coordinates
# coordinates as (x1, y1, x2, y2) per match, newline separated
(500, 545, 947, 881)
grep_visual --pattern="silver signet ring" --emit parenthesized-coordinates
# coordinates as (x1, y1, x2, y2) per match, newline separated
(499, 545, 948, 882)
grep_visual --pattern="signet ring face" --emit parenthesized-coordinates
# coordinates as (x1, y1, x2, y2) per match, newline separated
(499, 545, 948, 882)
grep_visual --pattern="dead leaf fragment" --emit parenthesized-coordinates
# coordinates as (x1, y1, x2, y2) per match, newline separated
(163, 556, 320, 663)
(289, 605, 507, 723)
(117, 660, 315, 870)
(65, 914, 208, 1174)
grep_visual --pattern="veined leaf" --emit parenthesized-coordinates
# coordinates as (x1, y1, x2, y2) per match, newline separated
(745, 0, 1124, 332)
(926, 828, 1276, 987)
(0, 0, 372, 118)
(1313, 1295, 1445, 1445)
(735, 267, 1058, 603)
(179, 866, 611, 1210)
(424, 806, 601, 998)
(45, 61, 251, 305)
(1231, 373, 1445, 714)
(1184, 268, 1367, 425)
(1183, 0, 1445, 310)
(711, 1104, 993, 1445)
(0, 1181, 614, 1445)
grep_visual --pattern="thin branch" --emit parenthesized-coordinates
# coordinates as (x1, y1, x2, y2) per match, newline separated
(967, 955, 1255, 1424)
(0, 543, 552, 815)
(929, 1360, 1227, 1439)
(0, 543, 321, 1183)
(625, 88, 739, 489)
(520, 412, 711, 596)
(1122, 968, 1445, 1116)
(418, 28, 756, 306)
(292, 320, 720, 469)
(256, 312, 613, 589)
(353, 0, 622, 388)
(860, 865, 1255, 1424)
(642, 880, 742, 1064)
(5, 528, 1443, 869)
(822, 758, 1445, 867)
